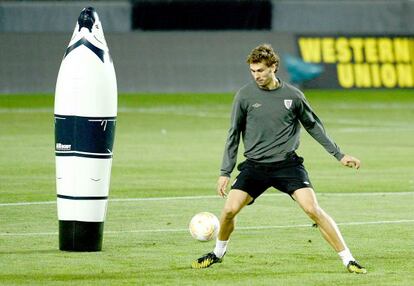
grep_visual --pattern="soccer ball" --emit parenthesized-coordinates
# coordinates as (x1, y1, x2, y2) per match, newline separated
(189, 212, 220, 241)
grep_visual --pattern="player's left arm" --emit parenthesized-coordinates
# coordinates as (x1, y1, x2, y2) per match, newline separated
(340, 154, 361, 169)
(295, 93, 344, 161)
(295, 94, 361, 169)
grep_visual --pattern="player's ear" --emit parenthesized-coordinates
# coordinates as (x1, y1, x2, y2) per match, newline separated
(271, 63, 277, 73)
(276, 62, 280, 73)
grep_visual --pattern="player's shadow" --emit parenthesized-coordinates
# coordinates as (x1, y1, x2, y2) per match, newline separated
(0, 249, 59, 255)
(1, 273, 138, 282)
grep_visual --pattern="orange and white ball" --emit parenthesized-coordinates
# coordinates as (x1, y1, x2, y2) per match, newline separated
(189, 212, 220, 241)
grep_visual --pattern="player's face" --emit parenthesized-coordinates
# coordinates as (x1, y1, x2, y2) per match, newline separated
(249, 62, 276, 89)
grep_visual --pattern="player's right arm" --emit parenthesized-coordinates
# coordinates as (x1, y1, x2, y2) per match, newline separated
(220, 93, 245, 176)
(218, 92, 245, 196)
(217, 176, 230, 197)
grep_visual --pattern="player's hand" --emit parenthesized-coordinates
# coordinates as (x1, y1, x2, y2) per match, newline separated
(217, 176, 230, 198)
(340, 154, 361, 169)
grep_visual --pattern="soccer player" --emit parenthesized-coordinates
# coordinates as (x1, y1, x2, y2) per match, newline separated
(192, 44, 367, 274)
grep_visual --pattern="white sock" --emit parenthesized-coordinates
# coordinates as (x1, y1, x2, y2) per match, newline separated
(338, 248, 355, 266)
(213, 239, 228, 258)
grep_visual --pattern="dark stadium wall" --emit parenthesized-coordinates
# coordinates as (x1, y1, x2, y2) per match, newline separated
(1, 0, 413, 93)
(132, 0, 272, 31)
(0, 32, 294, 94)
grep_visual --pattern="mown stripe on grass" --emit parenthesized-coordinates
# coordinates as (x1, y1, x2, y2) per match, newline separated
(0, 192, 413, 207)
(0, 219, 413, 237)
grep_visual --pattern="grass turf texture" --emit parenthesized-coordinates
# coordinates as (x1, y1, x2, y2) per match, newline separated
(0, 90, 413, 285)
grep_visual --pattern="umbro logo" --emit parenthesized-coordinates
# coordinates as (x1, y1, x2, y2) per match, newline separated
(252, 103, 262, 108)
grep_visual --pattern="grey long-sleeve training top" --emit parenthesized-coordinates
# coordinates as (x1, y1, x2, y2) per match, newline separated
(220, 79, 344, 177)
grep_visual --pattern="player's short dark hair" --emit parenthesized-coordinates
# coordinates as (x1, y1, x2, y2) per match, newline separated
(246, 44, 280, 71)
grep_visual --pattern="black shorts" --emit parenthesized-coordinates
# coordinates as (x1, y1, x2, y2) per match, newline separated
(231, 153, 312, 204)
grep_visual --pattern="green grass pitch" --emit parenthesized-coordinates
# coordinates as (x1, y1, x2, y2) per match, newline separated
(0, 90, 413, 285)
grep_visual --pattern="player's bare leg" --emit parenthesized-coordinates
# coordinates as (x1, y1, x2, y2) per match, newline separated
(218, 189, 253, 240)
(192, 189, 252, 269)
(292, 187, 366, 273)
(293, 188, 345, 251)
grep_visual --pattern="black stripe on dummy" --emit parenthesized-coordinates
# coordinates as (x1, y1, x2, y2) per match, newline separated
(57, 194, 108, 200)
(64, 37, 105, 63)
(55, 115, 116, 159)
(59, 221, 104, 251)
(56, 152, 113, 159)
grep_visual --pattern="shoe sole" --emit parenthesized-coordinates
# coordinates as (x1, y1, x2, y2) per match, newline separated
(348, 266, 367, 274)
(191, 259, 222, 269)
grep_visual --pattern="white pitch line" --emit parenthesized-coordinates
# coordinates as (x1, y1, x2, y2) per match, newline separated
(0, 219, 413, 237)
(0, 107, 229, 119)
(2, 102, 414, 113)
(0, 195, 221, 207)
(0, 192, 413, 207)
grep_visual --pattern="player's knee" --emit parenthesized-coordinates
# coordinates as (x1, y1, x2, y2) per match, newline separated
(303, 204, 322, 221)
(222, 205, 240, 220)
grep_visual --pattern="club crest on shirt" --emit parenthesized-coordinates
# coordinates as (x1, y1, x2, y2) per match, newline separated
(284, 99, 293, 110)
